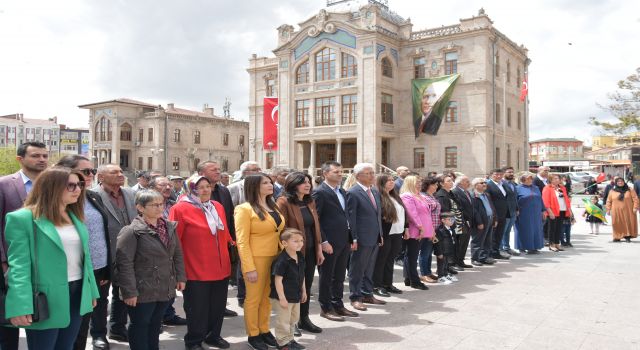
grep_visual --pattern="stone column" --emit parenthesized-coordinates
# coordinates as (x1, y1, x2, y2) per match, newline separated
(309, 140, 316, 174)
(336, 138, 343, 164)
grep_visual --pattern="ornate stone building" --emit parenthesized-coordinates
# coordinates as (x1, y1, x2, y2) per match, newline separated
(248, 1, 529, 176)
(79, 98, 249, 177)
(0, 114, 60, 157)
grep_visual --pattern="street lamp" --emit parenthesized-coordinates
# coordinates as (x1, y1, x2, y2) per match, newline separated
(267, 141, 274, 168)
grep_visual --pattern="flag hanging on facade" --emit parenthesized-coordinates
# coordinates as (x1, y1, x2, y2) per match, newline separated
(263, 97, 279, 150)
(519, 74, 528, 102)
(411, 74, 460, 138)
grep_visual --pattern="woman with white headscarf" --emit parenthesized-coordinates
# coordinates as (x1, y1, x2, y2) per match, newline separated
(169, 174, 234, 350)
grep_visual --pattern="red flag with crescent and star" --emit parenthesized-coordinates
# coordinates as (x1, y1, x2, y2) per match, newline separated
(263, 97, 279, 150)
(520, 74, 528, 102)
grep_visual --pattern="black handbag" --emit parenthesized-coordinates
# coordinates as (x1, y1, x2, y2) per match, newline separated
(228, 242, 239, 265)
(0, 220, 49, 325)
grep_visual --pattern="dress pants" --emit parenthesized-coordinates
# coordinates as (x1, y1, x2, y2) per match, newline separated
(127, 301, 170, 350)
(109, 284, 129, 335)
(548, 212, 566, 245)
(418, 239, 433, 276)
(271, 301, 299, 347)
(318, 243, 350, 312)
(74, 269, 110, 350)
(470, 220, 493, 262)
(348, 244, 379, 301)
(455, 225, 472, 265)
(500, 217, 516, 251)
(300, 247, 316, 319)
(373, 234, 402, 288)
(243, 256, 275, 336)
(236, 263, 246, 303)
(26, 280, 83, 350)
(0, 324, 19, 350)
(402, 239, 420, 284)
(491, 215, 507, 257)
(183, 279, 229, 347)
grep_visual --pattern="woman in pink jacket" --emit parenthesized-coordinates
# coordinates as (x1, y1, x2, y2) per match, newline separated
(400, 175, 433, 290)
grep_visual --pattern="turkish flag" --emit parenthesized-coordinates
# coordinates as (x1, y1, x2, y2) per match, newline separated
(263, 97, 278, 150)
(519, 74, 528, 102)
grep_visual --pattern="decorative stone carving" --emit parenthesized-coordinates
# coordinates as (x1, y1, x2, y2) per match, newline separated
(307, 9, 337, 37)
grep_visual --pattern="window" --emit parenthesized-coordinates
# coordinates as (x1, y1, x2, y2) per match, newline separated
(138, 157, 143, 170)
(507, 108, 512, 127)
(172, 156, 180, 170)
(315, 48, 336, 81)
(120, 123, 132, 141)
(517, 111, 522, 130)
(314, 97, 335, 126)
(266, 78, 276, 96)
(341, 94, 357, 124)
(517, 67, 521, 88)
(147, 157, 153, 170)
(222, 158, 229, 171)
(445, 52, 458, 75)
(295, 100, 310, 127)
(223, 133, 229, 146)
(97, 117, 111, 141)
(148, 128, 154, 142)
(495, 147, 501, 168)
(341, 53, 357, 78)
(138, 128, 144, 142)
(194, 130, 201, 144)
(445, 146, 458, 168)
(381, 57, 393, 78)
(495, 53, 500, 77)
(193, 158, 200, 171)
(414, 57, 426, 78)
(239, 135, 245, 147)
(446, 101, 458, 123)
(414, 148, 425, 168)
(296, 60, 309, 84)
(173, 129, 181, 142)
(381, 93, 393, 124)
(506, 60, 511, 83)
(496, 104, 501, 124)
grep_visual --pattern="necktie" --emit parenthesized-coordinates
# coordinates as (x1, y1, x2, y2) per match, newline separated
(366, 188, 377, 209)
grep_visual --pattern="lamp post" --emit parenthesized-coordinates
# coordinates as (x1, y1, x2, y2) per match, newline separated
(267, 141, 274, 169)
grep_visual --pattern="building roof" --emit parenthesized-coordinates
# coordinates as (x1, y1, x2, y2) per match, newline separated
(78, 98, 157, 109)
(0, 114, 59, 126)
(529, 138, 583, 143)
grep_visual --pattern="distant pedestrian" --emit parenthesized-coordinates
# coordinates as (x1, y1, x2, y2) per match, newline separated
(606, 177, 639, 243)
(583, 196, 604, 235)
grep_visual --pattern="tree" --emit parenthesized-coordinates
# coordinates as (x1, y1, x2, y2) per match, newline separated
(589, 67, 640, 133)
(0, 148, 20, 176)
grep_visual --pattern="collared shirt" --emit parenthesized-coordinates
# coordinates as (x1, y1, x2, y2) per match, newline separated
(102, 184, 125, 209)
(537, 174, 548, 185)
(491, 179, 506, 196)
(269, 250, 306, 303)
(19, 170, 34, 194)
(479, 193, 493, 218)
(145, 217, 169, 248)
(421, 192, 441, 231)
(324, 181, 346, 210)
(356, 181, 369, 193)
(162, 199, 173, 219)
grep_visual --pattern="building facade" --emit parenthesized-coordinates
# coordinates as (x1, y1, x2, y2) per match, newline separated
(0, 114, 60, 156)
(592, 133, 640, 150)
(247, 2, 529, 176)
(59, 125, 90, 157)
(79, 99, 249, 177)
(529, 138, 584, 163)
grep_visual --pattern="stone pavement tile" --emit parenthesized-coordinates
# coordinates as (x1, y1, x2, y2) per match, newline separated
(387, 323, 476, 350)
(579, 333, 637, 350)
(454, 330, 524, 350)
(518, 326, 589, 350)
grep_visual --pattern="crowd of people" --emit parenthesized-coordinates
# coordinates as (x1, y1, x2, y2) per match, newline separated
(0, 141, 636, 350)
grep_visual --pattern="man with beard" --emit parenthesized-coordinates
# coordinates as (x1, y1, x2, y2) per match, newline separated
(500, 167, 520, 255)
(0, 142, 48, 350)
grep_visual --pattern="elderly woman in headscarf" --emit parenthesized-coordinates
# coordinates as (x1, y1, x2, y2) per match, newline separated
(169, 174, 235, 350)
(605, 176, 639, 243)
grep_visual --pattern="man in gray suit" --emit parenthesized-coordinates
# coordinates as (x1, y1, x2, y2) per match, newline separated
(92, 164, 138, 343)
(0, 141, 48, 350)
(347, 163, 385, 311)
(227, 161, 261, 206)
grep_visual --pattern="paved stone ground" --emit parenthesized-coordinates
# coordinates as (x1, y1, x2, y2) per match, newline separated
(15, 203, 640, 349)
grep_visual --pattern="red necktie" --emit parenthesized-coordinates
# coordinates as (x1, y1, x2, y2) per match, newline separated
(366, 188, 377, 209)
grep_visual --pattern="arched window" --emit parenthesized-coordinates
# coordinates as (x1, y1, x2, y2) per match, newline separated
(341, 53, 357, 78)
(174, 129, 181, 143)
(120, 123, 132, 141)
(296, 60, 309, 84)
(106, 119, 112, 141)
(94, 120, 101, 141)
(381, 57, 393, 78)
(315, 48, 336, 81)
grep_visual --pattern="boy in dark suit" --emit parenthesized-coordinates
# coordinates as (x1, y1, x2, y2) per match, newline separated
(434, 212, 458, 284)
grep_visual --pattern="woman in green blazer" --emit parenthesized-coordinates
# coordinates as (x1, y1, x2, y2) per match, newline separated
(3, 166, 99, 350)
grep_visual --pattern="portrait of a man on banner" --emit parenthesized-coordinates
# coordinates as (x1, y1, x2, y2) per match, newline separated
(412, 74, 460, 138)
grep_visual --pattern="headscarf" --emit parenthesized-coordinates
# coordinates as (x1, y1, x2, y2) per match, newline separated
(613, 177, 629, 201)
(179, 174, 224, 234)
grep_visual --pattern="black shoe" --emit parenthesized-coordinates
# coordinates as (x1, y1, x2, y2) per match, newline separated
(613, 239, 621, 242)
(185, 344, 206, 350)
(293, 324, 301, 337)
(248, 336, 268, 350)
(373, 287, 391, 297)
(471, 260, 483, 266)
(108, 332, 128, 343)
(459, 262, 473, 268)
(404, 278, 411, 286)
(483, 257, 496, 264)
(450, 265, 464, 272)
(410, 282, 429, 290)
(223, 308, 238, 317)
(298, 317, 322, 333)
(566, 242, 574, 247)
(260, 332, 278, 347)
(238, 299, 245, 308)
(625, 237, 632, 243)
(164, 315, 188, 326)
(92, 336, 110, 350)
(290, 340, 306, 349)
(447, 267, 459, 275)
(386, 285, 403, 294)
(204, 336, 230, 349)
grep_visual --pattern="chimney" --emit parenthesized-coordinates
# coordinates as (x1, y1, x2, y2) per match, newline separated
(20, 113, 24, 122)
(204, 107, 214, 116)
(167, 103, 174, 109)
(53, 116, 58, 124)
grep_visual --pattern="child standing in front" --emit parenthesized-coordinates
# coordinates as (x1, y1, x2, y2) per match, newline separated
(434, 212, 458, 284)
(270, 228, 307, 350)
(583, 195, 604, 235)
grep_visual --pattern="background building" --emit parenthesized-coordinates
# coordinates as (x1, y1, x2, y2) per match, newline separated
(59, 125, 90, 156)
(247, 2, 529, 176)
(79, 98, 249, 177)
(529, 138, 584, 163)
(592, 133, 640, 150)
(0, 113, 60, 156)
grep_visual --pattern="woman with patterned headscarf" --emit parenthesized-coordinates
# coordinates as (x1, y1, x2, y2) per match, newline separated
(169, 174, 234, 350)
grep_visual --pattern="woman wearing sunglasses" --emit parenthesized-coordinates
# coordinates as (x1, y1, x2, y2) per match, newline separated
(56, 155, 112, 350)
(3, 166, 100, 350)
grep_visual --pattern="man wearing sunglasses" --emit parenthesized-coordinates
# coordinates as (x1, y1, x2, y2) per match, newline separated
(0, 142, 48, 350)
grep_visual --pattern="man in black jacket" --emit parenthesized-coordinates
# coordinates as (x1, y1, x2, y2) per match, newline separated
(485, 168, 513, 260)
(500, 167, 520, 255)
(313, 161, 359, 321)
(452, 176, 474, 268)
(470, 178, 497, 265)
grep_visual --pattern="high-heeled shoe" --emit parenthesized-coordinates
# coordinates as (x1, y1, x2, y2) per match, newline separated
(549, 246, 559, 252)
(556, 245, 565, 251)
(404, 278, 411, 286)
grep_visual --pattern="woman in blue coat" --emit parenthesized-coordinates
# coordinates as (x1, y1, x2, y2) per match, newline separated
(514, 173, 546, 254)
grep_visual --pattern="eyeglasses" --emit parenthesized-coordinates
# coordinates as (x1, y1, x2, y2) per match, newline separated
(66, 181, 85, 192)
(79, 168, 97, 176)
(145, 203, 165, 209)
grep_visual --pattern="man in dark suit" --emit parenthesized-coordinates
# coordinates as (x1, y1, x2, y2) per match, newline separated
(0, 142, 48, 350)
(313, 161, 359, 322)
(347, 163, 385, 311)
(500, 167, 520, 255)
(271, 166, 289, 200)
(452, 175, 474, 268)
(470, 178, 497, 266)
(485, 168, 512, 260)
(92, 164, 138, 342)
